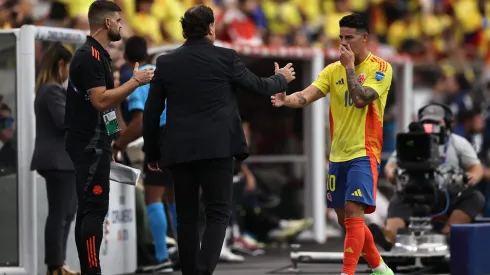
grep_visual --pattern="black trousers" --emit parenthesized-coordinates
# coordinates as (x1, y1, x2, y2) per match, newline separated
(387, 188, 486, 224)
(67, 148, 111, 275)
(169, 157, 234, 275)
(38, 170, 77, 267)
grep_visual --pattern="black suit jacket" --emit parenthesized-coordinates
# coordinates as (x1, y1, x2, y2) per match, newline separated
(31, 83, 74, 171)
(143, 38, 289, 166)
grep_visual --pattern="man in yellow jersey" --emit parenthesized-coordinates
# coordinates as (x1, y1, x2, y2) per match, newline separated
(271, 14, 394, 275)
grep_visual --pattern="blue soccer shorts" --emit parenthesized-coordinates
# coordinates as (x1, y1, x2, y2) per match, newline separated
(326, 156, 379, 214)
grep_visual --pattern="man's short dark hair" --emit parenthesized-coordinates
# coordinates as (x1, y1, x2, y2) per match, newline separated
(180, 5, 214, 40)
(339, 13, 368, 33)
(125, 36, 148, 63)
(88, 0, 122, 27)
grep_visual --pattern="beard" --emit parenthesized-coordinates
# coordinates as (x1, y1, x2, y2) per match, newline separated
(108, 29, 121, 42)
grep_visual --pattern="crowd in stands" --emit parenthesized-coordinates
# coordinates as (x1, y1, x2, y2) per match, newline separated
(1, 0, 490, 59)
(3, 0, 490, 127)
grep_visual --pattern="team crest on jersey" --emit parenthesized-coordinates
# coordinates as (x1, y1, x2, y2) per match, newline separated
(375, 71, 385, 81)
(357, 73, 366, 84)
(327, 192, 332, 201)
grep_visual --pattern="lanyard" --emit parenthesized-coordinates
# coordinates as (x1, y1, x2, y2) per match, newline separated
(440, 135, 451, 165)
(68, 78, 90, 102)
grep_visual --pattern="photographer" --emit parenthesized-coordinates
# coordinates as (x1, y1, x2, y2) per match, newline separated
(370, 103, 485, 251)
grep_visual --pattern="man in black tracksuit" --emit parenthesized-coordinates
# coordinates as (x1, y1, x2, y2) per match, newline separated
(64, 1, 154, 274)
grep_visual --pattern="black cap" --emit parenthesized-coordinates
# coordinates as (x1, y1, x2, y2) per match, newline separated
(420, 105, 446, 122)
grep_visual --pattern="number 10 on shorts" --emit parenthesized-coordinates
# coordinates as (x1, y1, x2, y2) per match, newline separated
(327, 175, 336, 192)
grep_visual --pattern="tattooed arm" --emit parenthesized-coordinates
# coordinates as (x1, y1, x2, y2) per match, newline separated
(345, 68, 379, 108)
(283, 85, 325, 108)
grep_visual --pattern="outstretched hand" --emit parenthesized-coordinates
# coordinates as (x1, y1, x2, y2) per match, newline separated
(271, 92, 286, 107)
(274, 62, 296, 83)
(271, 62, 289, 107)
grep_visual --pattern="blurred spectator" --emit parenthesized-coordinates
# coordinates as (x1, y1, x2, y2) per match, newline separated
(0, 102, 16, 176)
(42, 1, 70, 28)
(262, 0, 302, 41)
(0, 0, 21, 29)
(366, 34, 395, 58)
(120, 0, 186, 43)
(267, 32, 287, 47)
(453, 0, 484, 51)
(323, 0, 351, 48)
(448, 73, 474, 117)
(454, 107, 484, 147)
(429, 69, 460, 107)
(216, 0, 263, 46)
(293, 30, 309, 47)
(107, 40, 125, 69)
(128, 0, 164, 46)
(58, 0, 91, 18)
(151, 0, 186, 43)
(70, 15, 90, 31)
(250, 0, 268, 36)
(387, 10, 421, 51)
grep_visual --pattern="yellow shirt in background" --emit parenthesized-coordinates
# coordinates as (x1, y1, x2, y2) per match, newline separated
(262, 0, 302, 35)
(293, 0, 319, 25)
(182, 0, 216, 9)
(422, 14, 452, 37)
(123, 0, 136, 18)
(454, 0, 482, 33)
(349, 0, 383, 12)
(387, 19, 421, 50)
(322, 1, 335, 14)
(480, 2, 490, 57)
(348, 0, 367, 12)
(370, 3, 386, 36)
(324, 12, 351, 40)
(124, 0, 184, 43)
(153, 0, 186, 42)
(59, 0, 92, 17)
(129, 13, 163, 45)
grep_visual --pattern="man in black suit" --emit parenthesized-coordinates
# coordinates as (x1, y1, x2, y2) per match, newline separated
(142, 5, 295, 275)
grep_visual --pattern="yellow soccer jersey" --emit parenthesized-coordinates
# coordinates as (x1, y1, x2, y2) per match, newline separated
(312, 53, 393, 163)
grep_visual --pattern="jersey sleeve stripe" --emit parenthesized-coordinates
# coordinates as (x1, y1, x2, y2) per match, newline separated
(381, 60, 388, 72)
(369, 57, 381, 72)
(370, 56, 388, 73)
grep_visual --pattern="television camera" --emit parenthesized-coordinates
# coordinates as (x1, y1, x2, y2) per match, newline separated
(380, 123, 468, 271)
